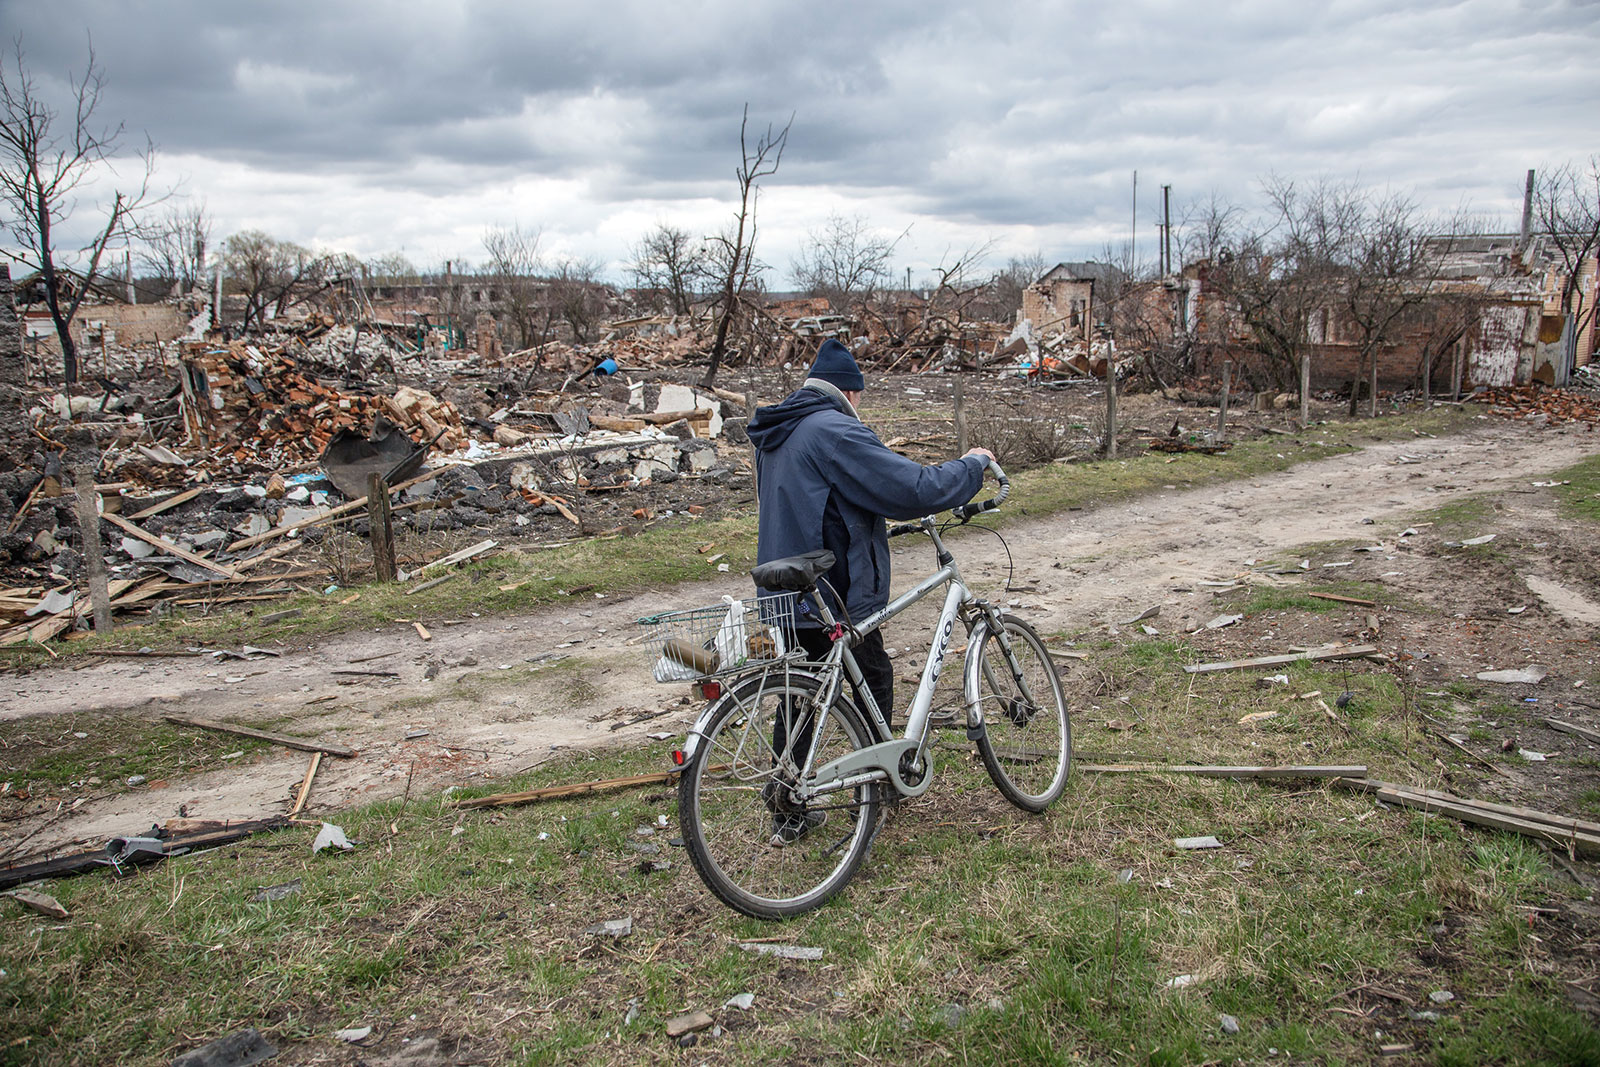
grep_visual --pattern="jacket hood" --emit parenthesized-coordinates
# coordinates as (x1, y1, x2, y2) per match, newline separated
(747, 387, 846, 453)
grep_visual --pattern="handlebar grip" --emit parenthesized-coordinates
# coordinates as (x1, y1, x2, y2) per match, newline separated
(886, 523, 922, 538)
(952, 460, 1009, 521)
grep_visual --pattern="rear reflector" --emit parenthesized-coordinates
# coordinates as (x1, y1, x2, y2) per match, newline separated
(671, 749, 686, 766)
(695, 680, 722, 700)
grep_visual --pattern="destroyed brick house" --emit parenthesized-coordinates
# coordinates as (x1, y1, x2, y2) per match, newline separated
(1181, 235, 1599, 394)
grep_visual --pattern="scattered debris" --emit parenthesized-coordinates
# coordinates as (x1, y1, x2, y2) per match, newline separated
(4, 887, 69, 919)
(723, 993, 755, 1011)
(171, 1028, 278, 1067)
(251, 881, 303, 903)
(586, 916, 633, 938)
(332, 1026, 372, 1043)
(311, 823, 353, 853)
(738, 942, 824, 960)
(1475, 666, 1547, 684)
(665, 1011, 713, 1038)
(1205, 613, 1242, 630)
(1174, 836, 1222, 850)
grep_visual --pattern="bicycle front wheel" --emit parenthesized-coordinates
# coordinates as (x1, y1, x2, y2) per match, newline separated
(970, 615, 1072, 811)
(678, 670, 881, 919)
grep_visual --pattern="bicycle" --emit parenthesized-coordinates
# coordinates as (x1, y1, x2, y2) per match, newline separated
(639, 462, 1072, 919)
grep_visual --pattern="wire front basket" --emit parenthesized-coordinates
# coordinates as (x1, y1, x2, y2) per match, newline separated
(637, 592, 806, 682)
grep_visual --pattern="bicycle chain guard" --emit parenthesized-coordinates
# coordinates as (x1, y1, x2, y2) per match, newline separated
(805, 738, 932, 799)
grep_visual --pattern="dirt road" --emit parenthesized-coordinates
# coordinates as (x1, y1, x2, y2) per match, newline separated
(7, 418, 1598, 856)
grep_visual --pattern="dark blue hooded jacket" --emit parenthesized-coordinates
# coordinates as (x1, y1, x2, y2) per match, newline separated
(746, 384, 986, 626)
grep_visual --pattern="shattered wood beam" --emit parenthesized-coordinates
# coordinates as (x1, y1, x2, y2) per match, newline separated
(452, 766, 728, 809)
(225, 470, 435, 553)
(1183, 645, 1380, 674)
(1333, 778, 1600, 857)
(101, 513, 240, 579)
(126, 487, 203, 520)
(163, 714, 356, 758)
(1079, 764, 1366, 779)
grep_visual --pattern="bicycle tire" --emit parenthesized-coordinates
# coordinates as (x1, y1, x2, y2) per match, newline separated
(970, 614, 1072, 811)
(678, 670, 881, 919)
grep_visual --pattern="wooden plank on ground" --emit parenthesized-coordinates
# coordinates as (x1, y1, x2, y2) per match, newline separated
(1333, 778, 1600, 857)
(1545, 718, 1600, 746)
(1079, 764, 1366, 779)
(163, 714, 356, 758)
(1368, 780, 1600, 837)
(101, 513, 239, 578)
(1308, 592, 1377, 607)
(1183, 645, 1380, 674)
(453, 766, 727, 809)
(416, 538, 498, 574)
(126, 486, 203, 520)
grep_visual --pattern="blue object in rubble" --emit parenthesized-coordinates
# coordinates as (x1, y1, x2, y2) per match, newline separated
(594, 357, 618, 377)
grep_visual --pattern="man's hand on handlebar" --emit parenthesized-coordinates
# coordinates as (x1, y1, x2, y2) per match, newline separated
(964, 447, 997, 465)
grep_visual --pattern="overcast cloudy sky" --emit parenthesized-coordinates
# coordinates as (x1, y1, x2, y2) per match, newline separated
(3, 0, 1596, 285)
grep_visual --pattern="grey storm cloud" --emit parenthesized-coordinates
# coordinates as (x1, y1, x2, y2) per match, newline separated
(2, 0, 1597, 268)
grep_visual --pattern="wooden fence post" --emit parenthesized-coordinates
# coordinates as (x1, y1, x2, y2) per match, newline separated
(1103, 362, 1118, 458)
(1216, 360, 1232, 441)
(73, 461, 112, 634)
(953, 378, 967, 454)
(367, 472, 397, 582)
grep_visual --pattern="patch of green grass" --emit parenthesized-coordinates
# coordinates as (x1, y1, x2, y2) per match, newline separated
(0, 714, 271, 790)
(4, 670, 1595, 1066)
(1551, 453, 1600, 523)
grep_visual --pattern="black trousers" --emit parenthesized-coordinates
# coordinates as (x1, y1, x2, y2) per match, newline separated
(796, 627, 895, 730)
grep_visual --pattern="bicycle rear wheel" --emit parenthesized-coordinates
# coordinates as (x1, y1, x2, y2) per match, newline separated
(970, 615, 1072, 811)
(678, 670, 881, 919)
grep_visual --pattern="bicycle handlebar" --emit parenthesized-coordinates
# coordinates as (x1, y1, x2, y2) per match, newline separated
(886, 460, 1008, 536)
(951, 460, 1009, 522)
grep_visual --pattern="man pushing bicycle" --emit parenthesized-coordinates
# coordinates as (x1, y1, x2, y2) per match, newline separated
(746, 339, 995, 841)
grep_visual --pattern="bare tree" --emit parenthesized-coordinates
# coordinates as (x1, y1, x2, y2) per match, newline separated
(981, 252, 1049, 321)
(0, 39, 156, 383)
(138, 200, 211, 295)
(630, 223, 707, 315)
(790, 212, 904, 313)
(223, 230, 329, 331)
(703, 105, 790, 387)
(1339, 192, 1441, 414)
(548, 257, 611, 343)
(1206, 178, 1352, 391)
(1532, 159, 1600, 375)
(480, 223, 544, 349)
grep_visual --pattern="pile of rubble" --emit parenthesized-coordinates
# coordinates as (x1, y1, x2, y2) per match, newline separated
(992, 319, 1129, 381)
(1476, 385, 1600, 427)
(178, 343, 471, 468)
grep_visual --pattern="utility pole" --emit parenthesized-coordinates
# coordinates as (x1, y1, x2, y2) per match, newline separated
(1130, 170, 1138, 270)
(1162, 185, 1173, 276)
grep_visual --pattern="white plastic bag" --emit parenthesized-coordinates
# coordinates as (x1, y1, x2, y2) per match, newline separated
(713, 596, 749, 671)
(652, 653, 700, 683)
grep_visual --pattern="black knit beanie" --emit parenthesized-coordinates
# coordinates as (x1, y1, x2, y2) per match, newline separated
(808, 339, 865, 391)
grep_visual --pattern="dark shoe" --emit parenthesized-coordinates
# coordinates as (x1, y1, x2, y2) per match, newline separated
(770, 809, 827, 846)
